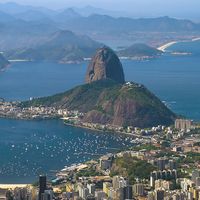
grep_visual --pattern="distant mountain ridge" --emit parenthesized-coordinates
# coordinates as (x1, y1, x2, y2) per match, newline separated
(53, 8, 81, 23)
(0, 16, 58, 51)
(0, 2, 200, 53)
(8, 41, 163, 63)
(0, 2, 55, 16)
(0, 2, 199, 21)
(6, 30, 102, 63)
(0, 3, 200, 32)
(57, 15, 200, 33)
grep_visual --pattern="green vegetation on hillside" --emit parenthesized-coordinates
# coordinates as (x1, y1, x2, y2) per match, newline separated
(117, 43, 162, 58)
(20, 79, 175, 128)
(20, 79, 118, 110)
(7, 30, 102, 63)
(110, 155, 156, 184)
(76, 167, 103, 178)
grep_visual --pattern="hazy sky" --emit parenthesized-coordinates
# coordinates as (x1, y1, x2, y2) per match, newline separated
(0, 0, 199, 19)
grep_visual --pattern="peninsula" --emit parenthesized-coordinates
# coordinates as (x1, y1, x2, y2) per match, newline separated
(17, 46, 176, 128)
(0, 53, 9, 70)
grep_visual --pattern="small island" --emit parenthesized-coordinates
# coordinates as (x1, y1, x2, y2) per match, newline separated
(117, 43, 162, 60)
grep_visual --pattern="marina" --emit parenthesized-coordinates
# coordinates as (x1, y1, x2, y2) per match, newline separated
(0, 119, 133, 183)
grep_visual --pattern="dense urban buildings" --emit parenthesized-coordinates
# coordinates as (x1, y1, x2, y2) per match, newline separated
(2, 120, 200, 200)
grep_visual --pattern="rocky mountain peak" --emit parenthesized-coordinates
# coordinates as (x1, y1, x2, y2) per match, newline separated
(85, 46, 125, 84)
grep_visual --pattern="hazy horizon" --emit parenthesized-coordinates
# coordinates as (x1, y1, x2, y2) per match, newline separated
(0, 0, 200, 20)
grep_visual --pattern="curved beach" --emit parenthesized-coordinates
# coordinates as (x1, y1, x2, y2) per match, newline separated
(192, 37, 200, 41)
(157, 41, 178, 52)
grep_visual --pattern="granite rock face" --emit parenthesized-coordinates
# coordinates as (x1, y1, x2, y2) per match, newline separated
(85, 46, 125, 84)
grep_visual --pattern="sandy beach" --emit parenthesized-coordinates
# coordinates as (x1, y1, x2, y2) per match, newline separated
(157, 41, 178, 52)
(0, 184, 30, 189)
(158, 37, 200, 52)
(192, 37, 200, 41)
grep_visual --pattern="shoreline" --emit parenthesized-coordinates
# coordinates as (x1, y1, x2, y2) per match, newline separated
(157, 41, 178, 52)
(63, 122, 139, 138)
(192, 37, 200, 41)
(157, 36, 200, 52)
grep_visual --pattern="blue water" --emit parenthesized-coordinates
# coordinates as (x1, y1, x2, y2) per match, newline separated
(0, 62, 86, 101)
(0, 40, 199, 183)
(1, 53, 200, 120)
(169, 40, 200, 56)
(124, 54, 200, 120)
(0, 119, 132, 183)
